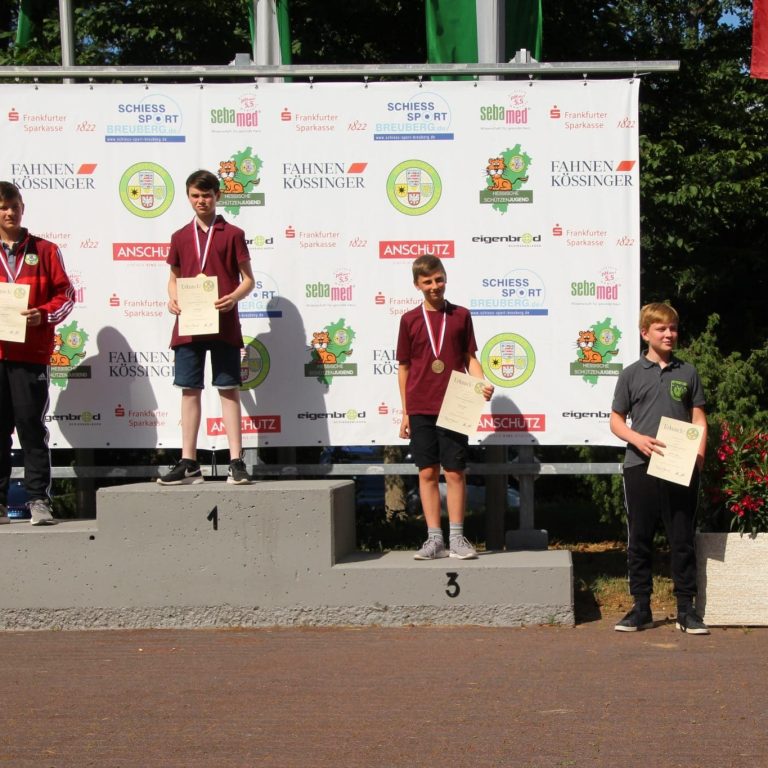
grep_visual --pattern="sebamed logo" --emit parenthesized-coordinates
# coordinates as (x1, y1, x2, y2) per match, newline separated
(68, 270, 86, 306)
(51, 321, 90, 388)
(107, 350, 174, 379)
(374, 91, 454, 141)
(45, 410, 101, 426)
(305, 320, 357, 385)
(570, 319, 623, 386)
(570, 266, 621, 305)
(119, 163, 174, 218)
(305, 269, 355, 307)
(286, 228, 341, 250)
(11, 162, 96, 192)
(472, 270, 548, 317)
(106, 93, 185, 143)
(477, 414, 546, 432)
(280, 107, 340, 134)
(108, 293, 165, 319)
(112, 243, 170, 262)
(7, 106, 66, 133)
(379, 240, 454, 259)
(551, 223, 607, 248)
(218, 150, 264, 214)
(209, 93, 261, 132)
(550, 159, 636, 188)
(480, 145, 533, 213)
(481, 333, 536, 388)
(239, 272, 281, 318)
(549, 104, 608, 131)
(372, 348, 398, 375)
(240, 336, 270, 390)
(114, 405, 168, 428)
(207, 415, 281, 435)
(471, 232, 541, 248)
(297, 409, 367, 425)
(386, 160, 442, 215)
(479, 92, 529, 129)
(283, 161, 367, 190)
(374, 292, 421, 317)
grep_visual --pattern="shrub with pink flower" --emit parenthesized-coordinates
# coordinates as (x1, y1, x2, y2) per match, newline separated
(710, 423, 768, 537)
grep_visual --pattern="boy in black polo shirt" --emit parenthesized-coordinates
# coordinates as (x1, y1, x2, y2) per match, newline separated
(610, 303, 708, 634)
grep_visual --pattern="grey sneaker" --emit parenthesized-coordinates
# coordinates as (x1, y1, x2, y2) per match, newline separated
(0, 503, 9, 525)
(157, 458, 204, 485)
(414, 538, 448, 560)
(29, 499, 57, 526)
(227, 458, 252, 485)
(449, 535, 478, 560)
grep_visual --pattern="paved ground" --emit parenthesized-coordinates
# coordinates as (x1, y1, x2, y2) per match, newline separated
(1, 616, 766, 768)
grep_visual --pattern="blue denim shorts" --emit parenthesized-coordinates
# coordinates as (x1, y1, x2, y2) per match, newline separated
(173, 342, 241, 390)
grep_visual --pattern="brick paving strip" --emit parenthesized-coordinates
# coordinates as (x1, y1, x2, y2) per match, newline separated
(1, 618, 766, 767)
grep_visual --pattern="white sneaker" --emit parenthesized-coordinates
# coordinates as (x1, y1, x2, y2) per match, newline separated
(414, 538, 448, 560)
(29, 499, 57, 526)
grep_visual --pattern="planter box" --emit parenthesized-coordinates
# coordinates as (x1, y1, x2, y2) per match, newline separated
(696, 532, 768, 626)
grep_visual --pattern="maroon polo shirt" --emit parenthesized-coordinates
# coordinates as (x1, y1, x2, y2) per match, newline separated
(396, 301, 477, 415)
(167, 214, 250, 348)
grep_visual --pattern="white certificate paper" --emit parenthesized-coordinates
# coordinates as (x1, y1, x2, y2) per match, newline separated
(647, 416, 704, 486)
(436, 371, 486, 437)
(177, 276, 219, 336)
(0, 283, 30, 343)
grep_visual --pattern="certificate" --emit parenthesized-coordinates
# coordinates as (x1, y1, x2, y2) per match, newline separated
(0, 283, 30, 343)
(177, 275, 219, 336)
(647, 416, 704, 486)
(436, 371, 486, 437)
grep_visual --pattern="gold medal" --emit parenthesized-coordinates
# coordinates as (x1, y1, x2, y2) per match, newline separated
(431, 359, 445, 374)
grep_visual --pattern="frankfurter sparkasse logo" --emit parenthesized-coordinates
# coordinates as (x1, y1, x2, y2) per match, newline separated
(481, 333, 535, 388)
(119, 162, 174, 218)
(480, 145, 533, 213)
(386, 160, 442, 215)
(240, 336, 270, 391)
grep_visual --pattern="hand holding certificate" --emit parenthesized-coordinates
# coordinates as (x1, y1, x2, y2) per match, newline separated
(176, 275, 219, 336)
(436, 371, 487, 437)
(0, 283, 30, 343)
(647, 416, 704, 486)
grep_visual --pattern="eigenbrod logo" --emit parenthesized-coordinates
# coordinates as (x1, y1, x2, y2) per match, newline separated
(550, 159, 636, 188)
(386, 160, 442, 215)
(374, 91, 454, 141)
(106, 93, 185, 143)
(209, 93, 261, 132)
(283, 161, 367, 190)
(479, 92, 529, 130)
(471, 232, 541, 248)
(11, 162, 96, 191)
(119, 162, 174, 218)
(378, 240, 454, 259)
(471, 270, 548, 317)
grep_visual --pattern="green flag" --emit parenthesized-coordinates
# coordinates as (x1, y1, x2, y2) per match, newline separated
(426, 0, 542, 70)
(15, 0, 50, 49)
(247, 0, 292, 65)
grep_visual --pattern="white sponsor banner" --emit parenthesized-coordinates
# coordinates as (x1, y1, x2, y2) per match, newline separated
(0, 80, 640, 448)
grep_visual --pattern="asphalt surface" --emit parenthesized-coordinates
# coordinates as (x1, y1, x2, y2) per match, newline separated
(1, 617, 766, 767)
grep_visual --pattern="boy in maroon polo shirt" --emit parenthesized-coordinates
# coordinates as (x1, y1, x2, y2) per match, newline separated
(397, 255, 494, 559)
(0, 181, 75, 525)
(158, 170, 255, 485)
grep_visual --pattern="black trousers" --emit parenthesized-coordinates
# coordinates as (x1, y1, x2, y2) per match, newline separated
(622, 463, 699, 601)
(0, 360, 51, 505)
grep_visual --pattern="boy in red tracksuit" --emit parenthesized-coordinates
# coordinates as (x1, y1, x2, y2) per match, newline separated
(0, 182, 75, 525)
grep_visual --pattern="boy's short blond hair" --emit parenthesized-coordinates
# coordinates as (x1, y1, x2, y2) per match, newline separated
(411, 255, 445, 283)
(639, 302, 679, 330)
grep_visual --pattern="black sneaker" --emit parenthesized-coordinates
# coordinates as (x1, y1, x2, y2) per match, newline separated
(676, 608, 710, 635)
(227, 458, 252, 485)
(157, 459, 204, 485)
(614, 605, 654, 632)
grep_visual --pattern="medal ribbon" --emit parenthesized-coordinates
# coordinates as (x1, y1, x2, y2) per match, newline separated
(192, 217, 215, 273)
(422, 303, 446, 362)
(0, 235, 28, 283)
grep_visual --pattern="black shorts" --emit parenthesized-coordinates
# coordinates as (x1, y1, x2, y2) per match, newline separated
(409, 414, 468, 470)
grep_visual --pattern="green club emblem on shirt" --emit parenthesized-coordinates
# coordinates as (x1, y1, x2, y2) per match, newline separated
(670, 379, 688, 402)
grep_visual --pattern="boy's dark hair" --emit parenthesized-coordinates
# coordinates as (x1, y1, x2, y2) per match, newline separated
(411, 255, 446, 282)
(639, 302, 679, 330)
(0, 181, 22, 204)
(185, 170, 220, 194)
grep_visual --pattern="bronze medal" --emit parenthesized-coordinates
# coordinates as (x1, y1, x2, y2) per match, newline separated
(431, 359, 445, 374)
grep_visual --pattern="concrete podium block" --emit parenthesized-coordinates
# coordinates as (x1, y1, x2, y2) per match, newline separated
(0, 480, 573, 630)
